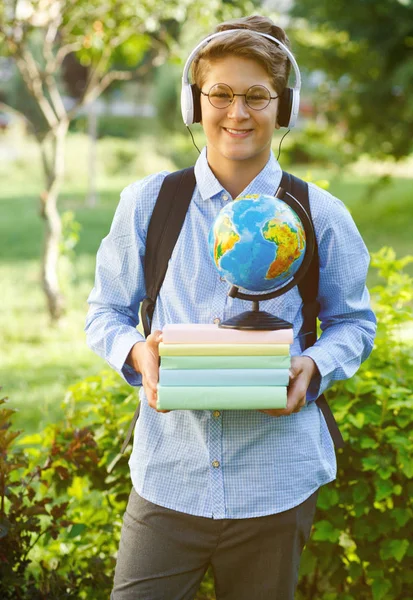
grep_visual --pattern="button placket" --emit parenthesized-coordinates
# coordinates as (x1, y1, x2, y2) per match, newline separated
(208, 409, 226, 518)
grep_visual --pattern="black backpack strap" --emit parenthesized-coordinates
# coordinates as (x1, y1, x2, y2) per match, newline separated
(122, 167, 196, 454)
(280, 171, 344, 449)
(140, 167, 196, 338)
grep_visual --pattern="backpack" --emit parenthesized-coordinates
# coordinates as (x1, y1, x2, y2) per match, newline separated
(120, 167, 344, 453)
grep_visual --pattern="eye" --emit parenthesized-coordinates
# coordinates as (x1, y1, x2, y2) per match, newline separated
(212, 91, 232, 99)
(248, 93, 267, 101)
(247, 87, 270, 102)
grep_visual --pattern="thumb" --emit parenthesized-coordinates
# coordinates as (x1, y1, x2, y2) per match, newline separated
(147, 329, 163, 348)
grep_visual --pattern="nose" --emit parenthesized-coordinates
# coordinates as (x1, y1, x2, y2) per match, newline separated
(227, 95, 250, 119)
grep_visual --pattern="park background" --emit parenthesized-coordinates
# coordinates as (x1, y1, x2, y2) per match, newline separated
(1, 0, 412, 598)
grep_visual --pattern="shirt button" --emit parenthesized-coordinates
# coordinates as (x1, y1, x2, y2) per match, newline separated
(222, 194, 229, 201)
(212, 460, 220, 468)
(213, 317, 221, 324)
(213, 410, 221, 418)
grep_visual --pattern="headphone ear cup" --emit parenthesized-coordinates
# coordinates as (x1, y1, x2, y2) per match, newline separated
(277, 87, 293, 128)
(191, 84, 202, 123)
(181, 83, 194, 125)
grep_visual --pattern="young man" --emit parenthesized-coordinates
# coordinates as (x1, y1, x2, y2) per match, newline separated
(85, 15, 376, 600)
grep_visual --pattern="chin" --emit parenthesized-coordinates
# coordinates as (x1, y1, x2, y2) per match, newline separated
(223, 148, 261, 162)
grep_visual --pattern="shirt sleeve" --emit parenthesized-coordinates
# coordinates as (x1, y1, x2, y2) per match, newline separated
(301, 184, 377, 401)
(84, 172, 168, 386)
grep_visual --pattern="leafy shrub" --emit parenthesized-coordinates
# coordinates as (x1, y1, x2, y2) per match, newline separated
(152, 62, 183, 133)
(70, 115, 159, 139)
(297, 247, 413, 600)
(282, 121, 354, 168)
(0, 371, 134, 599)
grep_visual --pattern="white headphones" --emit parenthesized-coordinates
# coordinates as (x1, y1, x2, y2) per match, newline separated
(181, 29, 301, 128)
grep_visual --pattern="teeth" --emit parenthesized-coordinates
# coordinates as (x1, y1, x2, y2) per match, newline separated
(226, 128, 250, 134)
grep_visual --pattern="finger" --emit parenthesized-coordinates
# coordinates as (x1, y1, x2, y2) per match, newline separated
(292, 396, 307, 413)
(258, 409, 285, 417)
(147, 329, 163, 347)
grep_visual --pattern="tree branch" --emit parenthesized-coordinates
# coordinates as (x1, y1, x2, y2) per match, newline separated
(15, 50, 58, 129)
(43, 16, 62, 71)
(66, 63, 151, 121)
(45, 75, 68, 121)
(48, 41, 83, 73)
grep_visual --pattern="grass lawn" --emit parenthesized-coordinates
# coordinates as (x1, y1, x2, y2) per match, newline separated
(1, 132, 412, 434)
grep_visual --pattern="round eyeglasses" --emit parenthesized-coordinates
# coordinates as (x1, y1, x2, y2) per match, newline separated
(200, 83, 279, 111)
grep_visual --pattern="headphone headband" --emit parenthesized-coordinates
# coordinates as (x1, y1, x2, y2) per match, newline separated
(182, 29, 301, 91)
(181, 28, 301, 128)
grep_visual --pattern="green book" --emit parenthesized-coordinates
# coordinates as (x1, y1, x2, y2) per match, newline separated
(160, 355, 291, 370)
(158, 343, 290, 357)
(156, 385, 287, 410)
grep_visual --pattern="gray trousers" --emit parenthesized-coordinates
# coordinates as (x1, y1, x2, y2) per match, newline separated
(111, 487, 318, 600)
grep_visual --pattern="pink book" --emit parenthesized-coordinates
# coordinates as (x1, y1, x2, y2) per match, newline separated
(162, 324, 293, 345)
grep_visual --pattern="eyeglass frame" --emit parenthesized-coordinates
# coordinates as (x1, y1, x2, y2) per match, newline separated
(199, 83, 279, 111)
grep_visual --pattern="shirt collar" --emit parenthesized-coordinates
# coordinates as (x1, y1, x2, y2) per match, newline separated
(194, 146, 283, 201)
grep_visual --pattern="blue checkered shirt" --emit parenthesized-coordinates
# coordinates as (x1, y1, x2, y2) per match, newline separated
(85, 148, 376, 519)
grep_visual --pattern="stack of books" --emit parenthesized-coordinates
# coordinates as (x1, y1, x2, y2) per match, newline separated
(157, 324, 293, 410)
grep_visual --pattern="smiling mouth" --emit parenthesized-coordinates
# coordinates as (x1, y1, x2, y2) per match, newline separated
(223, 127, 253, 136)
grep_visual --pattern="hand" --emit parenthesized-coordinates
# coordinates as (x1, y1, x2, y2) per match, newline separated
(259, 356, 319, 418)
(127, 330, 169, 413)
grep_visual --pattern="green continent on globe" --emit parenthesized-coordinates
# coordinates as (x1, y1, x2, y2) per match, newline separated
(262, 219, 305, 279)
(213, 215, 240, 267)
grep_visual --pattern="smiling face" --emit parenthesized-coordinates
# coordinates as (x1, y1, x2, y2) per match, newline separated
(200, 55, 280, 180)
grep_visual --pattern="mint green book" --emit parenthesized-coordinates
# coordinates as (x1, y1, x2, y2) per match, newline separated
(156, 385, 287, 410)
(159, 369, 290, 387)
(160, 355, 291, 370)
(158, 343, 290, 357)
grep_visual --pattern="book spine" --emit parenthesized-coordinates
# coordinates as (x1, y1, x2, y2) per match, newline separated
(159, 369, 290, 387)
(162, 326, 293, 345)
(159, 343, 290, 357)
(156, 386, 287, 410)
(160, 355, 291, 370)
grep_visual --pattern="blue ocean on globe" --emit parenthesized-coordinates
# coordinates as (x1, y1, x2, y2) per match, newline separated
(208, 194, 306, 292)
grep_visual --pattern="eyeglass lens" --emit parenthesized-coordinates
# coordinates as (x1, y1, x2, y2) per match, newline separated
(207, 83, 272, 110)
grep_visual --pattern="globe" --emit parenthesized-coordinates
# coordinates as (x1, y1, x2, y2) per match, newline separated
(208, 194, 306, 292)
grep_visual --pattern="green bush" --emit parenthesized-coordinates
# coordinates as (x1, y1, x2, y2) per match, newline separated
(1, 248, 412, 599)
(0, 372, 134, 599)
(297, 247, 413, 600)
(282, 121, 354, 168)
(152, 62, 183, 133)
(70, 115, 159, 139)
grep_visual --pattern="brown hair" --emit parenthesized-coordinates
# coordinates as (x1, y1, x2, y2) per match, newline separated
(191, 15, 292, 95)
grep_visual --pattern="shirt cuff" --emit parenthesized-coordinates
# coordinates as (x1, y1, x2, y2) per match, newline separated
(301, 345, 336, 402)
(109, 331, 145, 387)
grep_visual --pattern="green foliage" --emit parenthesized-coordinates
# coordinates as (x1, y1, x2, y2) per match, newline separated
(152, 62, 183, 132)
(281, 121, 353, 167)
(60, 211, 82, 259)
(297, 247, 413, 600)
(59, 210, 82, 292)
(0, 371, 135, 598)
(69, 115, 159, 139)
(290, 0, 413, 160)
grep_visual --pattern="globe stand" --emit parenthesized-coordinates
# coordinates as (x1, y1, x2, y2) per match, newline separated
(218, 186, 316, 331)
(219, 297, 293, 330)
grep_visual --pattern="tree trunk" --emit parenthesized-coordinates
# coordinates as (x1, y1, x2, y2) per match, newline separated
(39, 122, 68, 322)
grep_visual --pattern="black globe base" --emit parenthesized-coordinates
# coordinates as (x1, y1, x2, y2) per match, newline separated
(219, 310, 293, 331)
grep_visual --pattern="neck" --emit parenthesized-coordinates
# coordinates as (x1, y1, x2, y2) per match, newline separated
(206, 151, 270, 199)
